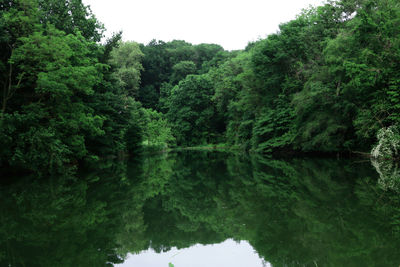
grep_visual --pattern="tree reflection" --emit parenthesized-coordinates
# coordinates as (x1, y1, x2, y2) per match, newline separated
(141, 152, 400, 267)
(1, 152, 400, 266)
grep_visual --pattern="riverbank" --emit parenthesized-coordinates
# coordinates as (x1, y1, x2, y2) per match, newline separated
(140, 143, 380, 160)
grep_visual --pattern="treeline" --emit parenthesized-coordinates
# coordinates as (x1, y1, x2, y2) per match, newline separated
(0, 0, 146, 175)
(139, 0, 399, 157)
(1, 0, 399, 175)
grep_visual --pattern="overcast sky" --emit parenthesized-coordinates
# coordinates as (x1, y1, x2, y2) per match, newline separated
(82, 0, 326, 51)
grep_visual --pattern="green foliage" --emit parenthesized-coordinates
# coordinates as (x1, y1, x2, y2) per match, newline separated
(371, 125, 400, 159)
(199, 0, 400, 155)
(158, 82, 174, 113)
(167, 75, 218, 145)
(124, 100, 143, 154)
(0, 0, 142, 175)
(1, 22, 105, 173)
(3, 0, 400, 176)
(371, 159, 400, 192)
(138, 40, 170, 109)
(292, 79, 355, 152)
(109, 41, 144, 97)
(138, 40, 228, 110)
(252, 95, 295, 153)
(37, 0, 104, 41)
(321, 0, 400, 151)
(219, 52, 257, 149)
(140, 108, 175, 150)
(210, 52, 248, 122)
(170, 60, 196, 84)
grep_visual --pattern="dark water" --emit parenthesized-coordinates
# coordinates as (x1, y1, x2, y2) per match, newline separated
(1, 151, 400, 266)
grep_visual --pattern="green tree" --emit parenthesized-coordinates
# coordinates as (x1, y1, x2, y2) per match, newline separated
(109, 41, 144, 97)
(0, 0, 143, 175)
(1, 23, 104, 174)
(167, 75, 216, 145)
(170, 60, 196, 85)
(138, 40, 229, 110)
(140, 108, 175, 150)
(138, 40, 172, 109)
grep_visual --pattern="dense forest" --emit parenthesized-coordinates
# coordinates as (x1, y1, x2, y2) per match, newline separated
(1, 0, 400, 176)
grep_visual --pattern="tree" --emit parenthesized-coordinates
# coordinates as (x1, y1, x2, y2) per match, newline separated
(37, 0, 104, 41)
(0, 0, 143, 175)
(138, 40, 229, 111)
(140, 108, 175, 150)
(170, 60, 196, 85)
(167, 75, 216, 145)
(1, 22, 104, 174)
(109, 41, 144, 97)
(138, 40, 170, 109)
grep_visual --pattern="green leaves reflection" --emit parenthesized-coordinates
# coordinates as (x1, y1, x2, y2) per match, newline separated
(140, 152, 400, 266)
(1, 159, 141, 266)
(1, 152, 400, 266)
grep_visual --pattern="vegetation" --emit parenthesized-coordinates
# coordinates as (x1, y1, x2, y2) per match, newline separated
(0, 0, 141, 175)
(1, 1, 399, 265)
(135, 0, 400, 156)
(1, 0, 399, 177)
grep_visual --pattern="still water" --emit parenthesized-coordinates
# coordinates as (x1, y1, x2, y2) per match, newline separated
(1, 151, 400, 266)
(117, 239, 269, 267)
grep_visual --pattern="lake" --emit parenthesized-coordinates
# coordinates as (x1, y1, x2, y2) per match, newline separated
(1, 151, 400, 266)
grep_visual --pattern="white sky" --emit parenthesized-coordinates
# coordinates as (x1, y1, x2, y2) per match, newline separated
(83, 0, 326, 51)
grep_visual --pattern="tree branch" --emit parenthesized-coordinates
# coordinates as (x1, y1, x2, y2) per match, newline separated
(1, 60, 12, 114)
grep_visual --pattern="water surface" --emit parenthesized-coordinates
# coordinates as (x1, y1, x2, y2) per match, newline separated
(1, 151, 400, 266)
(117, 239, 268, 267)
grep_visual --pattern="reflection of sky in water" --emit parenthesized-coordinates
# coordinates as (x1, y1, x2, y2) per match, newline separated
(116, 239, 270, 267)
